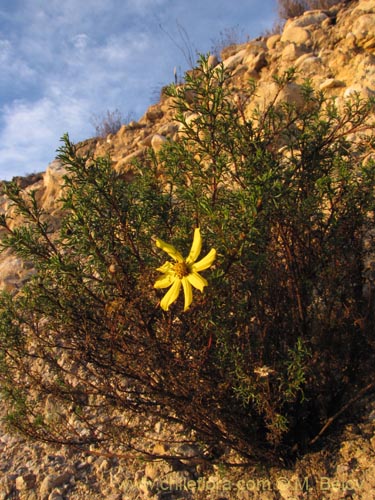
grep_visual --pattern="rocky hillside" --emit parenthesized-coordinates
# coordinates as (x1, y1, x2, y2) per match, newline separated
(0, 0, 374, 498)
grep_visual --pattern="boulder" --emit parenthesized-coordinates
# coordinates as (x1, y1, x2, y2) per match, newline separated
(39, 471, 73, 500)
(266, 34, 281, 50)
(352, 14, 375, 50)
(15, 473, 37, 491)
(145, 104, 164, 122)
(289, 10, 328, 28)
(222, 49, 247, 70)
(151, 134, 168, 153)
(40, 159, 66, 211)
(243, 51, 267, 72)
(281, 25, 311, 46)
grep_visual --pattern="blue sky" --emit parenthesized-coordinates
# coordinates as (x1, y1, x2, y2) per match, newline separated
(0, 0, 278, 180)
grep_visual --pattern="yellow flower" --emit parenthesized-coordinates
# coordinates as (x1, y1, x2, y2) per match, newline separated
(154, 228, 216, 311)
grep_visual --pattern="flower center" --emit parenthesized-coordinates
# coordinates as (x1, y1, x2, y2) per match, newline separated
(173, 261, 190, 279)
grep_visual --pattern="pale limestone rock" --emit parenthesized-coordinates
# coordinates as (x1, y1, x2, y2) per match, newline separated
(157, 122, 179, 137)
(277, 82, 307, 109)
(139, 133, 154, 147)
(48, 493, 64, 500)
(294, 52, 314, 67)
(266, 34, 281, 50)
(207, 54, 219, 68)
(40, 159, 66, 211)
(320, 78, 345, 91)
(221, 43, 244, 60)
(39, 472, 73, 500)
(0, 254, 34, 291)
(183, 88, 196, 104)
(178, 112, 199, 133)
(281, 43, 305, 61)
(145, 104, 163, 122)
(352, 14, 375, 42)
(296, 55, 323, 75)
(344, 31, 357, 50)
(222, 48, 247, 70)
(363, 37, 375, 49)
(243, 51, 267, 72)
(344, 84, 375, 99)
(288, 10, 328, 28)
(151, 134, 167, 153)
(127, 120, 144, 129)
(281, 26, 311, 46)
(15, 473, 37, 491)
(245, 81, 306, 120)
(117, 124, 128, 138)
(353, 0, 375, 14)
(114, 148, 146, 172)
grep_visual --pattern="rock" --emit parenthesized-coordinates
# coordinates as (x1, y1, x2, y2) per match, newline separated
(151, 134, 168, 153)
(137, 475, 155, 497)
(281, 42, 305, 61)
(221, 43, 243, 60)
(296, 55, 323, 76)
(344, 84, 374, 99)
(183, 88, 196, 104)
(353, 0, 375, 13)
(146, 104, 164, 122)
(15, 473, 37, 490)
(139, 133, 154, 147)
(352, 14, 375, 49)
(39, 471, 73, 500)
(157, 122, 179, 137)
(207, 54, 219, 68)
(266, 34, 281, 50)
(290, 10, 328, 28)
(40, 159, 66, 211)
(243, 51, 267, 72)
(246, 81, 307, 117)
(222, 49, 247, 70)
(281, 26, 311, 46)
(116, 124, 128, 138)
(319, 78, 345, 91)
(177, 443, 202, 459)
(0, 475, 15, 500)
(11, 172, 43, 189)
(48, 493, 64, 500)
(114, 148, 146, 172)
(127, 120, 145, 130)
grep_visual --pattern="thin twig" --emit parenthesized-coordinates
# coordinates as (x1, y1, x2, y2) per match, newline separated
(309, 381, 375, 446)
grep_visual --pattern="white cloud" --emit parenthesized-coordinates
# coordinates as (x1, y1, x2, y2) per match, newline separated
(0, 97, 92, 179)
(0, 38, 36, 84)
(0, 0, 279, 180)
(71, 33, 90, 51)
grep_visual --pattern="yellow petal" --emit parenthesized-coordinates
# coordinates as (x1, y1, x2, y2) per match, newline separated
(160, 278, 181, 311)
(191, 248, 216, 272)
(187, 271, 208, 292)
(155, 238, 184, 262)
(156, 261, 174, 273)
(154, 273, 174, 289)
(186, 228, 202, 264)
(181, 277, 193, 311)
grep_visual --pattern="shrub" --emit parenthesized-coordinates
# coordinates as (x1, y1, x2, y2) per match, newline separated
(277, 0, 346, 21)
(90, 108, 131, 138)
(0, 56, 374, 463)
(210, 25, 249, 58)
